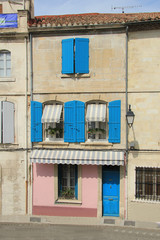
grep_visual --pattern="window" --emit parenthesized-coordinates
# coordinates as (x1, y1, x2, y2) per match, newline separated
(86, 100, 121, 143)
(0, 101, 14, 144)
(62, 38, 89, 74)
(86, 102, 107, 141)
(136, 167, 160, 201)
(31, 101, 63, 142)
(58, 164, 78, 200)
(42, 104, 63, 142)
(0, 50, 11, 77)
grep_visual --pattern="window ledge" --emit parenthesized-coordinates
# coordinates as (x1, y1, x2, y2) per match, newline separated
(55, 199, 82, 205)
(81, 142, 113, 146)
(0, 77, 16, 82)
(131, 199, 160, 204)
(61, 73, 91, 78)
(39, 141, 69, 146)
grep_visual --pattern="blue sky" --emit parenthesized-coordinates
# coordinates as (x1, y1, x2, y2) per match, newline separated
(34, 0, 160, 16)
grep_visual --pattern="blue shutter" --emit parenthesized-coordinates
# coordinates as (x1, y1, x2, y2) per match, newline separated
(75, 38, 89, 74)
(76, 101, 85, 142)
(62, 39, 74, 74)
(64, 101, 76, 142)
(108, 100, 121, 143)
(31, 101, 43, 142)
(75, 165, 78, 199)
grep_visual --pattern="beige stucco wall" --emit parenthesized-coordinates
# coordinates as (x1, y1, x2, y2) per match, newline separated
(127, 29, 160, 222)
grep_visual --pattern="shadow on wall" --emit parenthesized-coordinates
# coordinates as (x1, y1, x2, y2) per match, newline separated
(129, 126, 139, 158)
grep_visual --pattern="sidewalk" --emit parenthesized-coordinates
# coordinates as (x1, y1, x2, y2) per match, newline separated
(0, 215, 160, 230)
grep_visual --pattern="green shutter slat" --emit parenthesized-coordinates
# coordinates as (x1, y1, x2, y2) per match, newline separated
(31, 101, 43, 142)
(108, 100, 121, 143)
(75, 38, 89, 74)
(62, 39, 74, 74)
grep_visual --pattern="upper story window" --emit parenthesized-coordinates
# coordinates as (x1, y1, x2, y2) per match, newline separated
(0, 101, 14, 144)
(42, 103, 63, 142)
(136, 167, 160, 201)
(86, 102, 107, 141)
(0, 50, 11, 77)
(62, 38, 89, 74)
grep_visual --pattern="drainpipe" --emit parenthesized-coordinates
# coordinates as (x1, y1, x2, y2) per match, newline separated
(23, 0, 25, 10)
(125, 26, 129, 220)
(30, 33, 33, 214)
(25, 36, 28, 214)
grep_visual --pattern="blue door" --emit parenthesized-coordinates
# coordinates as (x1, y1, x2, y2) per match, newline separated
(102, 167, 120, 216)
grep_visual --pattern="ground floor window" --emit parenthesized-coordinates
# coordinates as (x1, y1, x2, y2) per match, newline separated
(136, 167, 160, 201)
(58, 164, 78, 200)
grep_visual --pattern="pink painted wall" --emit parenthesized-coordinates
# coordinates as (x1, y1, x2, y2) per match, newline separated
(33, 164, 54, 206)
(33, 164, 98, 209)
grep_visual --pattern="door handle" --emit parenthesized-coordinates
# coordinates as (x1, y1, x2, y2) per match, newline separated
(109, 198, 113, 201)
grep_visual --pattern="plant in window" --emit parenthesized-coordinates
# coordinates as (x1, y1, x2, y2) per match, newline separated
(88, 128, 106, 134)
(60, 188, 75, 199)
(46, 126, 63, 136)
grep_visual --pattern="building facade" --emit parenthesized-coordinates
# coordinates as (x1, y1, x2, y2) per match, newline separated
(0, 0, 160, 221)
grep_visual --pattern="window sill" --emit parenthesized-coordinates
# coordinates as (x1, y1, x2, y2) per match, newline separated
(131, 199, 160, 204)
(0, 77, 16, 82)
(0, 143, 19, 148)
(81, 142, 113, 146)
(39, 141, 69, 146)
(55, 199, 82, 205)
(61, 73, 91, 78)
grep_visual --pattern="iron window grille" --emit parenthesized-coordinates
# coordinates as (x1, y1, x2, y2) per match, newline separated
(136, 167, 160, 201)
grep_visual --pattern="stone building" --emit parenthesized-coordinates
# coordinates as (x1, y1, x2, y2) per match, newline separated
(0, 0, 160, 222)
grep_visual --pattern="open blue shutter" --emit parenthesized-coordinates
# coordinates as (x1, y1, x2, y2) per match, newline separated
(31, 101, 42, 142)
(75, 38, 89, 74)
(76, 101, 85, 142)
(108, 100, 121, 143)
(75, 165, 78, 199)
(62, 39, 74, 74)
(64, 101, 76, 142)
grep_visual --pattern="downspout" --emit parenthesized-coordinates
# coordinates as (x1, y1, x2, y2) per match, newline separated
(25, 36, 28, 214)
(30, 33, 33, 214)
(23, 0, 25, 10)
(125, 25, 129, 220)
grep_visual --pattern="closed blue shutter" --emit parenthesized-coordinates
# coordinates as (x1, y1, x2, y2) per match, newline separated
(75, 165, 78, 199)
(62, 39, 74, 74)
(75, 38, 89, 74)
(76, 101, 85, 142)
(64, 101, 76, 142)
(31, 101, 43, 142)
(108, 100, 121, 143)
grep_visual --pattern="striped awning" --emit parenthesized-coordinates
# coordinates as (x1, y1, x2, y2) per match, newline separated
(41, 105, 62, 123)
(86, 104, 106, 122)
(30, 149, 124, 166)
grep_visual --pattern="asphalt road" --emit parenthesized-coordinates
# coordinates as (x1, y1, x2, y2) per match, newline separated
(0, 223, 160, 240)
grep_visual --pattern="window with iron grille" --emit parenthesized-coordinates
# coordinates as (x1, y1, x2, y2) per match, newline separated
(136, 167, 160, 201)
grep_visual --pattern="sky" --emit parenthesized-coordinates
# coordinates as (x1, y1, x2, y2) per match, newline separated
(34, 0, 160, 16)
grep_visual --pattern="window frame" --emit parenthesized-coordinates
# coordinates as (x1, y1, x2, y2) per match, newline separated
(54, 164, 82, 204)
(42, 102, 64, 142)
(0, 50, 11, 78)
(136, 167, 160, 201)
(86, 101, 108, 142)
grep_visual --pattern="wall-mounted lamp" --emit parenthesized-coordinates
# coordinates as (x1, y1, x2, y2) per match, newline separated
(126, 105, 135, 127)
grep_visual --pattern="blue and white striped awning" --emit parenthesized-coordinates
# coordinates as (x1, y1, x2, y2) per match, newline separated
(86, 104, 106, 122)
(41, 105, 62, 123)
(30, 149, 124, 166)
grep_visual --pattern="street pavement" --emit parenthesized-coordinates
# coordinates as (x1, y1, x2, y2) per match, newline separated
(0, 223, 160, 240)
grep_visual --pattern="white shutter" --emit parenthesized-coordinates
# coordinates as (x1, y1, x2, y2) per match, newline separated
(3, 101, 14, 144)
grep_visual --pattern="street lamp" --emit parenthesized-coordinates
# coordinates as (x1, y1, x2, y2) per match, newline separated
(126, 105, 135, 127)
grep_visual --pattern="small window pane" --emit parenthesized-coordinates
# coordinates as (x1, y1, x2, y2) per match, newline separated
(0, 69, 4, 77)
